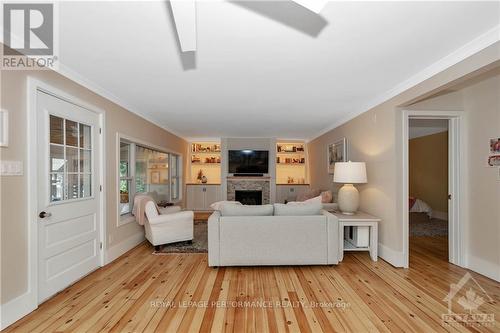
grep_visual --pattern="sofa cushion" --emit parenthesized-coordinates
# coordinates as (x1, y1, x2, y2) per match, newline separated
(296, 189, 321, 202)
(288, 195, 322, 205)
(273, 203, 322, 216)
(220, 204, 274, 216)
(210, 201, 242, 211)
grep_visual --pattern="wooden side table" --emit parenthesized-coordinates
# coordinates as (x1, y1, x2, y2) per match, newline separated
(330, 211, 380, 262)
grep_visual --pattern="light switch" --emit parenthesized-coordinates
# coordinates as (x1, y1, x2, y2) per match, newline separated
(0, 160, 23, 176)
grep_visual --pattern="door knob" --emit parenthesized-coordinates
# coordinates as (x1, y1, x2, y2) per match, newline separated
(39, 211, 52, 218)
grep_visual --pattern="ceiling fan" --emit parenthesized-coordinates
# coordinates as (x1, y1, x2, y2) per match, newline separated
(169, 0, 328, 52)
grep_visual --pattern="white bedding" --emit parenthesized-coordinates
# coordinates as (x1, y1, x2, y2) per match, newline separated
(410, 198, 433, 218)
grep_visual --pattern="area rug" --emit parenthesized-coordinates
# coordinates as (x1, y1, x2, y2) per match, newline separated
(153, 221, 208, 254)
(410, 213, 448, 236)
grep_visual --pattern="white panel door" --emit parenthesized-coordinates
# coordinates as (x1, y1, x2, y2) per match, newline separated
(37, 91, 101, 302)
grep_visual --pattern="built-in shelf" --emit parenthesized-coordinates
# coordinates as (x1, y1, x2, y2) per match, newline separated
(190, 141, 222, 184)
(191, 162, 220, 166)
(276, 141, 308, 185)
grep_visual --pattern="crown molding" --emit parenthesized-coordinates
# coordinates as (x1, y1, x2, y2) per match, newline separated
(308, 24, 500, 142)
(55, 63, 188, 141)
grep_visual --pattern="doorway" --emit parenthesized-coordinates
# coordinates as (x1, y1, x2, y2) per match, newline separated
(408, 119, 449, 261)
(402, 110, 465, 268)
(35, 89, 103, 302)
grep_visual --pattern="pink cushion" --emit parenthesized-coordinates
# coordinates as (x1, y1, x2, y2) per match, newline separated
(296, 189, 321, 202)
(320, 191, 333, 203)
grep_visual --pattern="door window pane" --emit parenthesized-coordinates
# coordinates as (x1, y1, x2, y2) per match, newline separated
(80, 174, 91, 198)
(49, 116, 93, 202)
(65, 120, 79, 147)
(50, 115, 64, 144)
(66, 147, 79, 173)
(67, 174, 79, 199)
(50, 173, 64, 201)
(80, 149, 91, 174)
(79, 124, 91, 149)
(50, 145, 65, 172)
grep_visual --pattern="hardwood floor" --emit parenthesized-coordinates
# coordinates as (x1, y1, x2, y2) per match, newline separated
(4, 237, 499, 332)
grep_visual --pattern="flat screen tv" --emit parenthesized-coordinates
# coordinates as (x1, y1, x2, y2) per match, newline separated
(228, 150, 269, 174)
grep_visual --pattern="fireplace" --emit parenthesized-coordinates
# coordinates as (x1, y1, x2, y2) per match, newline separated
(235, 190, 262, 205)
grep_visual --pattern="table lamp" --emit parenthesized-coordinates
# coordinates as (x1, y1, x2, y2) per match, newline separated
(333, 161, 367, 215)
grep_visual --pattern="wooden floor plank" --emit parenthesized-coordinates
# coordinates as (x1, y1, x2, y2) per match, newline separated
(4, 237, 500, 333)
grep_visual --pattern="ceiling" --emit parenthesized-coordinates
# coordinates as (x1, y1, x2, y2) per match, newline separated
(57, 1, 500, 140)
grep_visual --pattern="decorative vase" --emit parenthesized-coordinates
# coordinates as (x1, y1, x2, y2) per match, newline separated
(201, 176, 208, 184)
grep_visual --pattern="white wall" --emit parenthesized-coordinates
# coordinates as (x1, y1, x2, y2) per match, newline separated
(408, 73, 500, 280)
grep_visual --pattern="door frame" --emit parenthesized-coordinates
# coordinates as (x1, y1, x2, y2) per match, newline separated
(401, 109, 466, 268)
(26, 77, 106, 308)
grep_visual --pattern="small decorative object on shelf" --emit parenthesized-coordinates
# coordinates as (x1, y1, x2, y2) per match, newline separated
(196, 169, 204, 184)
(201, 175, 208, 184)
(277, 143, 305, 154)
(192, 143, 221, 153)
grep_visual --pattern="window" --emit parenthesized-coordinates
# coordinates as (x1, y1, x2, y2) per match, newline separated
(171, 154, 180, 201)
(118, 138, 182, 223)
(49, 115, 92, 202)
(119, 142, 133, 215)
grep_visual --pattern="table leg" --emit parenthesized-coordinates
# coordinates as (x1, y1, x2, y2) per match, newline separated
(370, 223, 378, 261)
(339, 223, 344, 262)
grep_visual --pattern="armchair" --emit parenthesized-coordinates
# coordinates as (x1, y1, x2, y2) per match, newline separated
(144, 201, 194, 248)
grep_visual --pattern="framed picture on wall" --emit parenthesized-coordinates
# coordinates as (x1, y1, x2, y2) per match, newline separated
(151, 171, 160, 184)
(327, 138, 347, 174)
(490, 138, 500, 154)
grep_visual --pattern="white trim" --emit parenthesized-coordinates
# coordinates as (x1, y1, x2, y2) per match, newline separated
(467, 255, 500, 282)
(6, 77, 107, 330)
(56, 63, 187, 140)
(105, 232, 145, 265)
(378, 243, 404, 268)
(309, 25, 500, 142)
(0, 292, 37, 330)
(0, 109, 9, 147)
(402, 110, 466, 269)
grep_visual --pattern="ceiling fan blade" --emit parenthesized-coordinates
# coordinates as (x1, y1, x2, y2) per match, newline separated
(292, 0, 328, 14)
(170, 0, 197, 52)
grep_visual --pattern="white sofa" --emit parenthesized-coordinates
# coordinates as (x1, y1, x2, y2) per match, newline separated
(144, 201, 194, 247)
(207, 207, 339, 267)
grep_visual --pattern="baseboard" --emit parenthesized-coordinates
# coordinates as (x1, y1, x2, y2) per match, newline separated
(431, 210, 448, 221)
(467, 255, 500, 282)
(378, 243, 405, 267)
(0, 291, 37, 330)
(105, 232, 145, 264)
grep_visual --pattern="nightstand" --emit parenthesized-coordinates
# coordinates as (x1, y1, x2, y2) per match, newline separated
(330, 211, 380, 262)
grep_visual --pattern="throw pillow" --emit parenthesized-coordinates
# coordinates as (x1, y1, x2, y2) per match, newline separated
(320, 191, 333, 203)
(210, 201, 242, 211)
(273, 202, 322, 216)
(220, 204, 274, 216)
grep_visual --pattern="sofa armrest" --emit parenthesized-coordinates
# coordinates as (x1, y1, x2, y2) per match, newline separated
(208, 211, 221, 267)
(322, 210, 339, 264)
(148, 210, 193, 225)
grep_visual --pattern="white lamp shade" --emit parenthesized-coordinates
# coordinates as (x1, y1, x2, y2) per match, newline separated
(333, 162, 367, 184)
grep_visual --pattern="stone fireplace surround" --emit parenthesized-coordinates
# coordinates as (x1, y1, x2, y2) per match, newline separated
(227, 179, 271, 205)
